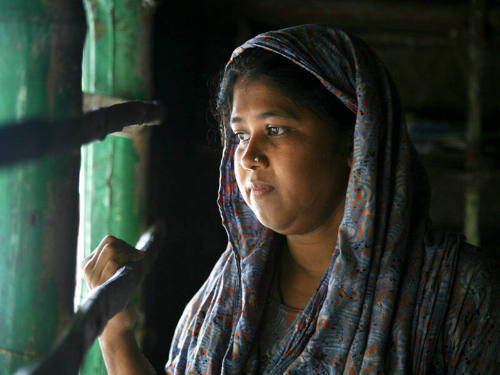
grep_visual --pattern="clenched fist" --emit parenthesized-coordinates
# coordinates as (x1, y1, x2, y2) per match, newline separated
(81, 235, 145, 334)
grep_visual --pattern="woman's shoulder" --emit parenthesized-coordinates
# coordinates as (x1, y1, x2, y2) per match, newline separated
(435, 242, 500, 374)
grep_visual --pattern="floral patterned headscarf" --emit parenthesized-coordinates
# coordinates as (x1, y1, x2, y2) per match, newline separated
(166, 24, 498, 374)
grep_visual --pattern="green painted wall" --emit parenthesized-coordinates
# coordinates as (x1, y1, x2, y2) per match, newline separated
(0, 1, 85, 373)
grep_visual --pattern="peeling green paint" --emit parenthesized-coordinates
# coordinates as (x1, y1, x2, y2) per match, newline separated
(79, 0, 153, 373)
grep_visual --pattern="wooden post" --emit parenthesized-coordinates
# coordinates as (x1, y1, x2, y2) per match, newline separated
(77, 0, 155, 373)
(464, 0, 486, 246)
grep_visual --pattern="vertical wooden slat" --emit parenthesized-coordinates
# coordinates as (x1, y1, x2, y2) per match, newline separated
(465, 0, 486, 246)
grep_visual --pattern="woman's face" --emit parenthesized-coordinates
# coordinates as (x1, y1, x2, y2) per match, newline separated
(230, 77, 351, 235)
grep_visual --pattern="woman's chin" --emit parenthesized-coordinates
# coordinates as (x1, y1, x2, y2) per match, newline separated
(254, 213, 292, 234)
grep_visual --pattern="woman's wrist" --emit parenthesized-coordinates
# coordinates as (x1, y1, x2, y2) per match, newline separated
(99, 324, 155, 375)
(99, 306, 137, 351)
(110, 303, 136, 329)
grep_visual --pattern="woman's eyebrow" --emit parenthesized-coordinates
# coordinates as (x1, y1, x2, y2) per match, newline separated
(230, 110, 298, 124)
(230, 116, 242, 124)
(257, 110, 298, 120)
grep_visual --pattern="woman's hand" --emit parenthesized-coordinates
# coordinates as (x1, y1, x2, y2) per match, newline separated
(81, 235, 155, 374)
(82, 235, 145, 289)
(82, 235, 145, 333)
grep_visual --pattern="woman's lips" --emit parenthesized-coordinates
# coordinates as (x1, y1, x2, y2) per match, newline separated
(249, 182, 274, 197)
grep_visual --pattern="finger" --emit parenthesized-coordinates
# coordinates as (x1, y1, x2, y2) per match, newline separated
(101, 237, 145, 263)
(81, 235, 116, 269)
(81, 249, 100, 269)
(97, 234, 118, 252)
(98, 255, 123, 286)
(82, 236, 145, 289)
(84, 241, 120, 286)
(89, 244, 121, 288)
(101, 241, 142, 264)
(92, 244, 140, 287)
(95, 242, 138, 276)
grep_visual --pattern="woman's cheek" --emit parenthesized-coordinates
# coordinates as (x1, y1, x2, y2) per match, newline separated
(234, 160, 249, 203)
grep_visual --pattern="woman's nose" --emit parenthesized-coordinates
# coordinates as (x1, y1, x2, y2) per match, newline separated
(240, 136, 268, 170)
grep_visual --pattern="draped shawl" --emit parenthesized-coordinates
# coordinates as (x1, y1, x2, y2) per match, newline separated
(166, 25, 498, 374)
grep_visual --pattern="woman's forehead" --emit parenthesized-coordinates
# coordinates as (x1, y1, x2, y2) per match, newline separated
(231, 77, 314, 118)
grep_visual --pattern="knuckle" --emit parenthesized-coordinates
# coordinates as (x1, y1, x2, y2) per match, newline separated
(103, 234, 117, 245)
(97, 235, 117, 250)
(81, 251, 96, 269)
(101, 243, 119, 258)
(101, 245, 127, 267)
(82, 261, 91, 273)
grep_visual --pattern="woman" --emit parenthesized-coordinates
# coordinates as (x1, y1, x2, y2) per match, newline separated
(83, 25, 499, 374)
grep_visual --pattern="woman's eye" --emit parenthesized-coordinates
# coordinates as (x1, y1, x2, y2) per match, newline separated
(267, 126, 286, 136)
(235, 132, 250, 142)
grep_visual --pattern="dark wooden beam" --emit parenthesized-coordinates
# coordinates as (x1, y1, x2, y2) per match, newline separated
(0, 100, 163, 167)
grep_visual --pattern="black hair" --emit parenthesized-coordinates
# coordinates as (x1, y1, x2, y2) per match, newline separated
(214, 47, 355, 141)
